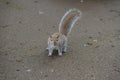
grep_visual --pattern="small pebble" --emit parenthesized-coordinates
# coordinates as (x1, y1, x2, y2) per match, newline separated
(26, 69, 31, 72)
(50, 69, 54, 72)
(95, 45, 100, 48)
(93, 40, 97, 42)
(39, 11, 44, 15)
(16, 59, 22, 62)
(84, 44, 87, 47)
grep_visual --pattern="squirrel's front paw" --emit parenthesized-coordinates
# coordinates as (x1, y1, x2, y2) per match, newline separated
(48, 53, 52, 57)
(48, 54, 52, 57)
(58, 53, 62, 56)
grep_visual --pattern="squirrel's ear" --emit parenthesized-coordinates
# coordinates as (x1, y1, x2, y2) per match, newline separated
(57, 35, 59, 38)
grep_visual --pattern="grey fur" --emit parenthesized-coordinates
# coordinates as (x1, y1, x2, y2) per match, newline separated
(47, 8, 81, 56)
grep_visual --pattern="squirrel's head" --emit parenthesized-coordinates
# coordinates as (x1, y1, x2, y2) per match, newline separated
(49, 32, 60, 46)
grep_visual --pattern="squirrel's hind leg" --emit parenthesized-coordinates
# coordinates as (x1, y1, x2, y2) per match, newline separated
(63, 47, 67, 53)
(63, 40, 67, 53)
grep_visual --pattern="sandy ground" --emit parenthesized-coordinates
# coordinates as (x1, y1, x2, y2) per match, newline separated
(0, 0, 120, 80)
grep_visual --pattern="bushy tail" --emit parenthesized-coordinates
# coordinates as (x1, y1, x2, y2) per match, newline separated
(59, 8, 82, 36)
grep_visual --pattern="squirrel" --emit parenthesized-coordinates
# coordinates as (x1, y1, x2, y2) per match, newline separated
(47, 8, 82, 56)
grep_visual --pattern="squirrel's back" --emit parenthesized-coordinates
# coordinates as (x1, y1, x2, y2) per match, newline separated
(59, 8, 82, 36)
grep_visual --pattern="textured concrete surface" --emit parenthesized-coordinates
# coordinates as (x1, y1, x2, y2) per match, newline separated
(0, 0, 120, 80)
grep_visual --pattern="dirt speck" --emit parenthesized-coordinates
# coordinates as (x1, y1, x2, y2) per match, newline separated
(6, 1, 10, 5)
(34, 1, 38, 3)
(86, 42, 93, 46)
(44, 74, 48, 77)
(18, 21, 22, 24)
(4, 53, 8, 56)
(91, 75, 94, 77)
(16, 69, 20, 72)
(111, 45, 115, 47)
(98, 32, 101, 35)
(114, 69, 120, 73)
(1, 25, 9, 28)
(16, 59, 22, 62)
(38, 29, 41, 31)
(88, 36, 93, 39)
(109, 40, 112, 43)
(109, 9, 120, 16)
(20, 43, 24, 46)
(53, 26, 56, 28)
(99, 18, 103, 21)
(109, 10, 120, 13)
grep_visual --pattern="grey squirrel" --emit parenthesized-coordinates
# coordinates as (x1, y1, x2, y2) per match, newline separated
(47, 8, 82, 56)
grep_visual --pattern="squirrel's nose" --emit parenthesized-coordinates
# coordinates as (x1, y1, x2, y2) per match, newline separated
(51, 41, 56, 46)
(53, 41, 57, 45)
